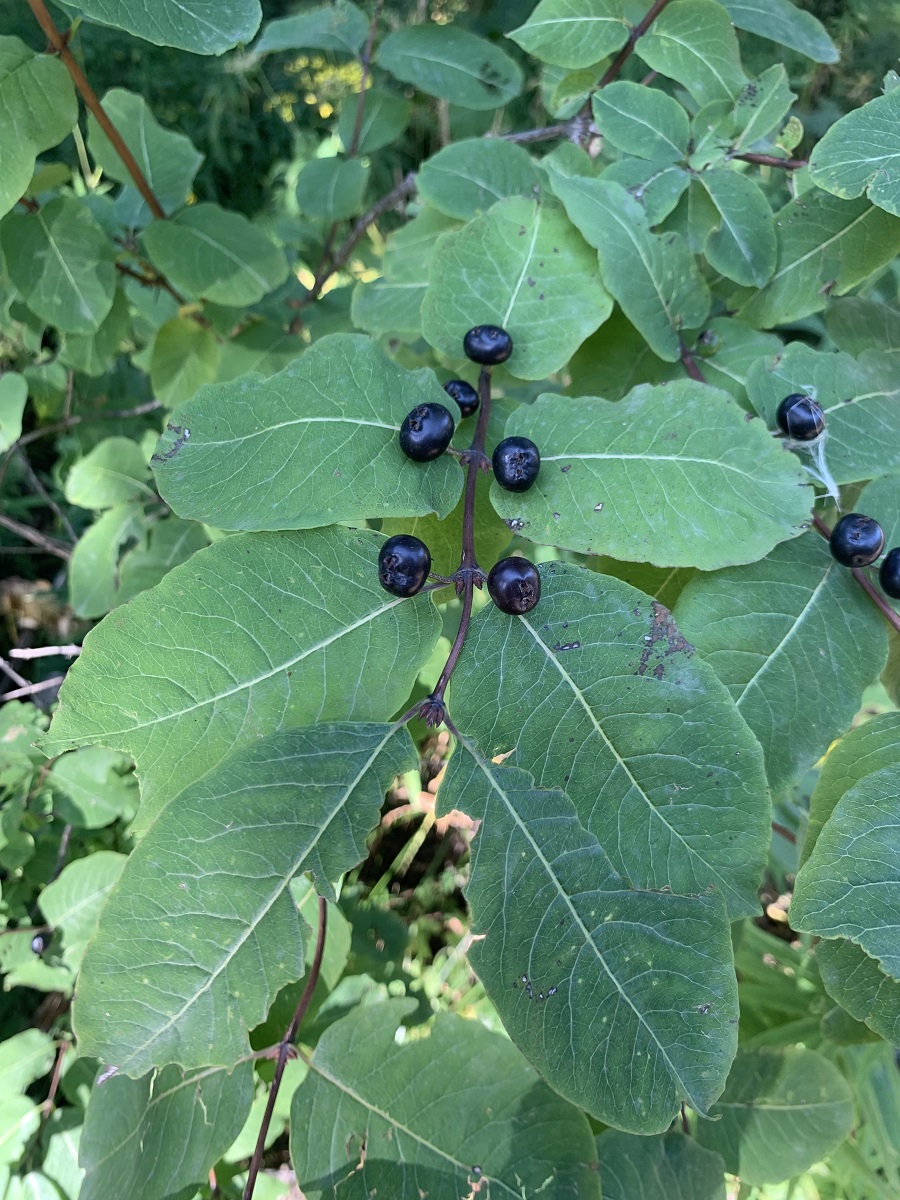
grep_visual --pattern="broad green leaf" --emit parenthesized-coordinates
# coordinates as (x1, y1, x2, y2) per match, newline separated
(40, 852, 127, 975)
(695, 1048, 854, 1184)
(216, 322, 305, 382)
(117, 516, 209, 604)
(0, 1099, 40, 1170)
(49, 746, 139, 828)
(149, 318, 220, 407)
(74, 723, 415, 1072)
(720, 0, 838, 63)
(382, 206, 461, 278)
(674, 534, 888, 794)
(825, 297, 900, 355)
(79, 1062, 254, 1200)
(588, 557, 696, 609)
(87, 89, 203, 218)
(421, 196, 612, 380)
(0, 1031, 54, 1096)
(638, 0, 747, 106)
(440, 746, 738, 1132)
(0, 37, 76, 220)
(1, 199, 116, 335)
(568, 307, 670, 400)
(337, 88, 410, 155)
(68, 503, 146, 620)
(295, 157, 369, 220)
(45, 528, 441, 818)
(377, 26, 523, 110)
(290, 1001, 601, 1199)
(142, 205, 288, 306)
(508, 0, 628, 70)
(697, 168, 777, 287)
(451, 562, 771, 917)
(809, 89, 900, 217)
(735, 192, 900, 328)
(417, 139, 540, 220)
(731, 65, 797, 151)
(350, 276, 425, 335)
(0, 371, 27, 452)
(592, 83, 690, 162)
(599, 157, 691, 223)
(683, 317, 781, 403)
(792, 766, 900, 979)
(745, 342, 900, 484)
(61, 288, 132, 377)
(597, 1130, 726, 1200)
(803, 713, 900, 864)
(41, 1110, 83, 1200)
(490, 381, 811, 568)
(255, 1, 368, 55)
(549, 172, 709, 361)
(64, 436, 150, 508)
(151, 334, 462, 530)
(62, 0, 261, 55)
(541, 62, 600, 119)
(817, 939, 900, 1044)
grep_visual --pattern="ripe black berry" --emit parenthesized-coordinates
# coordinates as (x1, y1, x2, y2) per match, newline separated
(492, 436, 541, 493)
(487, 557, 541, 615)
(443, 379, 479, 418)
(463, 324, 513, 366)
(399, 403, 455, 461)
(879, 547, 900, 599)
(378, 534, 431, 597)
(776, 393, 825, 441)
(829, 513, 885, 568)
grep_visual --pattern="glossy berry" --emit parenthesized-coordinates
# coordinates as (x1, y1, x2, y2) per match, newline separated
(829, 513, 885, 568)
(399, 403, 455, 461)
(378, 534, 432, 597)
(487, 557, 541, 615)
(776, 393, 825, 441)
(492, 436, 541, 493)
(879, 547, 900, 599)
(443, 379, 479, 418)
(463, 324, 513, 366)
(31, 935, 46, 955)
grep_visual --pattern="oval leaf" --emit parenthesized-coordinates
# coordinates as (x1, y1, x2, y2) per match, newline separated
(817, 939, 900, 1044)
(418, 138, 540, 221)
(377, 26, 523, 110)
(70, 0, 261, 55)
(597, 1130, 726, 1200)
(508, 0, 628, 70)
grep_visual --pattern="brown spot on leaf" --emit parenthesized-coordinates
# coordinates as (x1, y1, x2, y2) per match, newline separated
(636, 600, 694, 678)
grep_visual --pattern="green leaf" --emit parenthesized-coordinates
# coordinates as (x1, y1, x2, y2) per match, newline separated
(142, 204, 288, 306)
(116, 516, 209, 605)
(695, 1048, 854, 1184)
(417, 139, 540, 220)
(0, 1031, 55, 1096)
(674, 534, 888, 794)
(60, 288, 132, 377)
(568, 308, 670, 400)
(421, 196, 612, 380)
(216, 322, 305, 382)
(49, 746, 139, 829)
(0, 1099, 40, 1171)
(803, 713, 900, 865)
(350, 276, 425, 336)
(41, 1109, 83, 1200)
(440, 744, 738, 1131)
(720, 0, 839, 63)
(735, 192, 900, 328)
(255, 0, 368, 55)
(731, 65, 797, 152)
(44, 528, 441, 819)
(508, 0, 628, 70)
(599, 157, 691, 224)
(290, 1001, 601, 1199)
(450, 562, 771, 917)
(149, 318, 220, 407)
(825, 297, 900, 355)
(377, 26, 523, 110)
(74, 723, 415, 1072)
(87, 89, 203, 218)
(597, 1130, 726, 1200)
(809, 89, 900, 217)
(39, 851, 127, 976)
(548, 173, 709, 361)
(638, 0, 747, 107)
(79, 1062, 254, 1200)
(817, 939, 900, 1044)
(0, 37, 77, 221)
(792, 765, 900, 979)
(1, 198, 116, 335)
(64, 0, 261, 55)
(151, 334, 462, 530)
(592, 82, 690, 162)
(697, 168, 777, 287)
(295, 157, 369, 220)
(64, 436, 150, 509)
(0, 371, 27, 452)
(489, 381, 811, 568)
(68, 504, 146, 620)
(337, 88, 410, 155)
(684, 317, 781, 403)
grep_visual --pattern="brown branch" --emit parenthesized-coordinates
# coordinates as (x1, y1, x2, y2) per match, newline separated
(598, 0, 676, 89)
(242, 896, 328, 1200)
(731, 152, 808, 170)
(811, 514, 900, 636)
(12, 399, 164, 452)
(772, 821, 797, 845)
(346, 0, 384, 158)
(0, 514, 71, 559)
(679, 340, 706, 383)
(500, 122, 573, 144)
(115, 261, 187, 306)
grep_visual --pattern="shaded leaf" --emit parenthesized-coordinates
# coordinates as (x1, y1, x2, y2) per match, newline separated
(42, 1109, 83, 1200)
(418, 138, 540, 220)
(720, 0, 838, 63)
(68, 503, 146, 620)
(377, 26, 523, 110)
(825, 297, 900, 356)
(599, 157, 691, 224)
(638, 1, 746, 106)
(64, 436, 150, 509)
(350, 276, 425, 335)
(149, 318, 220, 408)
(60, 288, 132, 377)
(216, 322, 305, 382)
(697, 168, 777, 287)
(597, 1130, 726, 1200)
(0, 372, 27, 452)
(295, 157, 369, 220)
(0, 1099, 40, 1170)
(49, 746, 139, 829)
(255, 1, 368, 55)
(66, 0, 261, 55)
(684, 317, 781, 404)
(337, 88, 410, 155)
(508, 0, 628, 70)
(0, 1031, 55, 1096)
(116, 516, 209, 605)
(592, 82, 690, 162)
(817, 939, 900, 1044)
(809, 89, 900, 217)
(731, 65, 797, 152)
(40, 851, 127, 975)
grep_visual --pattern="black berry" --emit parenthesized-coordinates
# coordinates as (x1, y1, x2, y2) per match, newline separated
(463, 324, 513, 366)
(492, 436, 541, 493)
(487, 557, 541, 615)
(378, 534, 431, 597)
(776, 393, 825, 441)
(879, 547, 900, 599)
(399, 403, 455, 461)
(443, 379, 479, 418)
(829, 513, 885, 568)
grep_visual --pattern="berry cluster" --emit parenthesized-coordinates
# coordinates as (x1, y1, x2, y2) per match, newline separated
(776, 392, 899, 600)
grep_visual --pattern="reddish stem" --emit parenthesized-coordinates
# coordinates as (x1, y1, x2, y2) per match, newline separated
(597, 0, 676, 89)
(732, 152, 808, 170)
